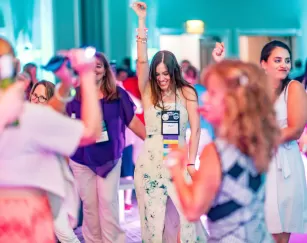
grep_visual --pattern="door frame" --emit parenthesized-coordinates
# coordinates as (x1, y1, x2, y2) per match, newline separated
(158, 28, 231, 45)
(233, 28, 302, 59)
(158, 27, 231, 59)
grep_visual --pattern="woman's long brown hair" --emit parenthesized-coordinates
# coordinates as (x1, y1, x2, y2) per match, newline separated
(75, 52, 118, 101)
(95, 52, 118, 101)
(148, 50, 197, 109)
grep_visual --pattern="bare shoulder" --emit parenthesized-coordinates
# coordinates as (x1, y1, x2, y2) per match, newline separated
(181, 85, 197, 100)
(288, 80, 306, 95)
(289, 80, 304, 89)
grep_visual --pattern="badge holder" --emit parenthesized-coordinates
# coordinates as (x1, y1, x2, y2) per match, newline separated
(161, 110, 180, 160)
(96, 121, 109, 143)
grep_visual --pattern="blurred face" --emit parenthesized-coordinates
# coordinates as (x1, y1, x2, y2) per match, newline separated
(261, 47, 291, 82)
(29, 67, 37, 78)
(184, 70, 197, 84)
(30, 84, 47, 104)
(95, 58, 106, 82)
(156, 62, 171, 91)
(199, 74, 226, 127)
(117, 71, 128, 81)
(186, 70, 195, 78)
(181, 61, 190, 72)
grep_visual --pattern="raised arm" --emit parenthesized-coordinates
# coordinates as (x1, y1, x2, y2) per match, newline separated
(62, 49, 102, 146)
(132, 2, 149, 95)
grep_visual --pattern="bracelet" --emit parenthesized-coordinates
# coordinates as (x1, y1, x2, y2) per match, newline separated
(136, 36, 148, 41)
(136, 28, 148, 33)
(136, 40, 147, 44)
(187, 164, 195, 166)
(55, 83, 74, 103)
(137, 60, 148, 64)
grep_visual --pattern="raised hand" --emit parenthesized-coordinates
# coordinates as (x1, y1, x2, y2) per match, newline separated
(212, 42, 225, 63)
(56, 48, 96, 87)
(58, 48, 96, 74)
(131, 2, 147, 19)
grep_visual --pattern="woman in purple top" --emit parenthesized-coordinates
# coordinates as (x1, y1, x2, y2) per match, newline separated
(67, 52, 146, 243)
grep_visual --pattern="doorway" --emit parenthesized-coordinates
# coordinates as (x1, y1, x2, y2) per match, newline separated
(239, 36, 295, 65)
(199, 36, 222, 70)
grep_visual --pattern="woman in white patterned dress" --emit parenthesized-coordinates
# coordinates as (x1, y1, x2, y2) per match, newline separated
(132, 2, 207, 242)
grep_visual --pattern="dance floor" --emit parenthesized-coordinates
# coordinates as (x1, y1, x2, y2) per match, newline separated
(74, 192, 307, 243)
(74, 197, 142, 243)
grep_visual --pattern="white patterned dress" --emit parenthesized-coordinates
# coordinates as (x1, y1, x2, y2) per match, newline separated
(134, 99, 207, 243)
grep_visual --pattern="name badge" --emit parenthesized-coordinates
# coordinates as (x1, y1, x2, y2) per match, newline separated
(161, 110, 180, 135)
(96, 121, 109, 143)
(71, 113, 76, 119)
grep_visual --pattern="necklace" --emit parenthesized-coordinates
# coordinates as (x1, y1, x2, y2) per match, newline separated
(162, 90, 173, 97)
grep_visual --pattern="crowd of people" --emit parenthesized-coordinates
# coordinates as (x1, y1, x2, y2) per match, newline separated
(1, 1, 307, 243)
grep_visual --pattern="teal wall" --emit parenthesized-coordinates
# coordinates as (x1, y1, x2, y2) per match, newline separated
(299, 0, 307, 60)
(51, 0, 306, 63)
(53, 0, 79, 51)
(157, 0, 300, 29)
(157, 0, 304, 59)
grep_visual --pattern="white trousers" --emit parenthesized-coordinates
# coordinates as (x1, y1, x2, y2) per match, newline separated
(70, 159, 125, 243)
(54, 206, 80, 243)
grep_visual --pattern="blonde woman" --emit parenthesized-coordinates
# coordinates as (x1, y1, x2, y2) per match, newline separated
(166, 60, 279, 242)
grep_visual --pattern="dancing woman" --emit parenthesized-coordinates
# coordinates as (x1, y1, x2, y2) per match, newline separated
(166, 60, 279, 242)
(132, 2, 207, 242)
(213, 41, 307, 243)
(0, 38, 101, 243)
(67, 51, 145, 243)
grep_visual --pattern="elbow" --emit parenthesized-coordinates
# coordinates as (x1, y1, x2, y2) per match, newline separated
(289, 127, 305, 141)
(184, 200, 207, 222)
(192, 127, 201, 137)
(128, 116, 146, 140)
(185, 181, 220, 222)
(295, 128, 305, 140)
(190, 127, 201, 141)
(185, 210, 202, 222)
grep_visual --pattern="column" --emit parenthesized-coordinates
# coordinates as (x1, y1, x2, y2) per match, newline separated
(298, 0, 307, 61)
(52, 0, 81, 51)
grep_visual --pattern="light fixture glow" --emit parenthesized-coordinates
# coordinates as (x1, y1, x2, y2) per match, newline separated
(185, 20, 205, 35)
